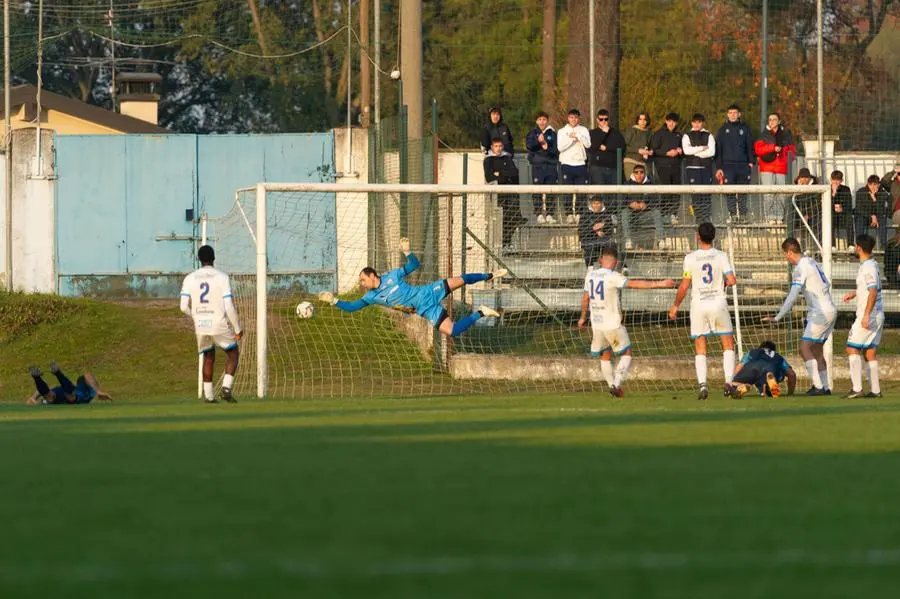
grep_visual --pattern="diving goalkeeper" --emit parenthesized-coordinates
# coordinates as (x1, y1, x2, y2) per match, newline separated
(318, 238, 505, 338)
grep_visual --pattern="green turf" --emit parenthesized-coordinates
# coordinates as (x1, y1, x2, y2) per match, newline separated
(2, 392, 900, 598)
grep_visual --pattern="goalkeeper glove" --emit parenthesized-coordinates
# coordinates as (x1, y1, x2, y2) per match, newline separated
(399, 237, 411, 255)
(318, 291, 337, 305)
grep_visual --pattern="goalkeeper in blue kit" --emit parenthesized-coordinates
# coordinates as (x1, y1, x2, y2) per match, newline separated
(731, 340, 797, 398)
(318, 238, 505, 338)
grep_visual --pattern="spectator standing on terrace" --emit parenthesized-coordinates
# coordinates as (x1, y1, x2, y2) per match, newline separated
(885, 219, 900, 289)
(789, 168, 820, 249)
(588, 109, 625, 185)
(649, 112, 684, 225)
(714, 104, 755, 221)
(578, 196, 615, 267)
(480, 105, 514, 156)
(526, 111, 560, 224)
(623, 112, 653, 171)
(881, 162, 900, 223)
(557, 108, 592, 223)
(855, 174, 892, 250)
(682, 113, 716, 225)
(621, 164, 664, 250)
(484, 137, 527, 250)
(755, 112, 796, 223)
(830, 170, 854, 252)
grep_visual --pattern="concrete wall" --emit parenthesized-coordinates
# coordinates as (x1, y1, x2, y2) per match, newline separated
(334, 127, 369, 293)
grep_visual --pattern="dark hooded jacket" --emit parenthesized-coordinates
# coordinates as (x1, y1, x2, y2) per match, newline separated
(481, 107, 515, 156)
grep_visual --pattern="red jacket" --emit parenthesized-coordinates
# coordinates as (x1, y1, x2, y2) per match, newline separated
(754, 126, 795, 175)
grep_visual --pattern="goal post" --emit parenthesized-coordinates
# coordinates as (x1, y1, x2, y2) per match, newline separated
(208, 182, 835, 399)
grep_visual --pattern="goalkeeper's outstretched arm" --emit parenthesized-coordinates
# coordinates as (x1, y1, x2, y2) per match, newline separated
(318, 292, 371, 313)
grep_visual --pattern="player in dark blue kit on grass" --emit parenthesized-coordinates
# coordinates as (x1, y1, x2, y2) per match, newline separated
(26, 362, 113, 405)
(732, 341, 797, 398)
(318, 238, 505, 338)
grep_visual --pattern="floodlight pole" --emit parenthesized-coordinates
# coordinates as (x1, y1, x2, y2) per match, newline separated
(588, 0, 595, 120)
(816, 0, 825, 177)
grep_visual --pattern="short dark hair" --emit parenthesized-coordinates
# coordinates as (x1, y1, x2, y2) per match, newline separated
(697, 222, 716, 243)
(727, 103, 741, 112)
(597, 108, 610, 118)
(856, 233, 876, 255)
(536, 110, 549, 119)
(665, 112, 680, 122)
(867, 174, 881, 185)
(590, 195, 604, 203)
(632, 164, 645, 173)
(198, 245, 215, 264)
(691, 113, 705, 123)
(830, 170, 843, 181)
(601, 245, 618, 259)
(360, 266, 378, 278)
(568, 108, 581, 116)
(490, 137, 504, 145)
(781, 237, 802, 253)
(760, 340, 777, 352)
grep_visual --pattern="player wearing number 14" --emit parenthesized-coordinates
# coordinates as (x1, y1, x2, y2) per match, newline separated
(578, 245, 675, 397)
(180, 245, 242, 403)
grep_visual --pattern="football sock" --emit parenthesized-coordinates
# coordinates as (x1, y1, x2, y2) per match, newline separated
(848, 354, 863, 392)
(805, 359, 822, 388)
(203, 382, 214, 401)
(723, 350, 735, 384)
(451, 312, 482, 337)
(695, 355, 708, 386)
(868, 361, 880, 394)
(32, 375, 50, 396)
(223, 374, 234, 390)
(613, 356, 632, 387)
(53, 371, 76, 394)
(600, 360, 615, 387)
(462, 273, 491, 284)
(818, 368, 829, 391)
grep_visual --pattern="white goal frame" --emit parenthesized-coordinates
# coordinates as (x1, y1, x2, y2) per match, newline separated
(227, 182, 832, 398)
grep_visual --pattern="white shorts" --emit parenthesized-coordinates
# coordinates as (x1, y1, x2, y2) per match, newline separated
(591, 325, 632, 356)
(802, 310, 837, 344)
(196, 331, 239, 354)
(689, 301, 733, 340)
(846, 313, 884, 350)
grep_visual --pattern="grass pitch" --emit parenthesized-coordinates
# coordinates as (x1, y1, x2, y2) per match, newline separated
(2, 392, 900, 598)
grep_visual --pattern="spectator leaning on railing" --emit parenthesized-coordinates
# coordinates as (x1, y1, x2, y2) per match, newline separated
(526, 111, 560, 224)
(484, 137, 527, 250)
(855, 174, 892, 250)
(790, 168, 820, 250)
(649, 112, 684, 225)
(557, 108, 592, 223)
(623, 112, 653, 171)
(480, 105, 514, 156)
(714, 104, 755, 221)
(621, 164, 665, 250)
(755, 112, 796, 224)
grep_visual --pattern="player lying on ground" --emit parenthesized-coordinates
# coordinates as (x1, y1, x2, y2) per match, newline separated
(731, 341, 797, 398)
(181, 245, 242, 403)
(318, 238, 505, 338)
(762, 238, 836, 396)
(26, 362, 112, 405)
(578, 245, 675, 397)
(842, 234, 884, 399)
(667, 223, 738, 400)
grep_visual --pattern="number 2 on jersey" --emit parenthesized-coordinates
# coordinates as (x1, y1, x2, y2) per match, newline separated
(701, 263, 713, 284)
(199, 282, 210, 303)
(589, 279, 605, 301)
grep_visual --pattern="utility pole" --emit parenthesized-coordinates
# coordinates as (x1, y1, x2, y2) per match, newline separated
(760, 0, 768, 133)
(374, 0, 380, 124)
(4, 0, 12, 291)
(360, 0, 371, 127)
(400, 0, 422, 141)
(589, 0, 595, 120)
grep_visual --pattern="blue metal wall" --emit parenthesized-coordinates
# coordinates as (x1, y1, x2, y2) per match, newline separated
(54, 133, 335, 296)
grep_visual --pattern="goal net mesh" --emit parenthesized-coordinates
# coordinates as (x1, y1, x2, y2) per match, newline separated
(208, 184, 836, 399)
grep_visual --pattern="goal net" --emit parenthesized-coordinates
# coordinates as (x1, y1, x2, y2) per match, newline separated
(206, 182, 834, 399)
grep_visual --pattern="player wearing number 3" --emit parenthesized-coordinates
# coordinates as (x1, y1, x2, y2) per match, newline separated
(578, 245, 675, 397)
(319, 238, 506, 338)
(180, 245, 242, 403)
(668, 223, 738, 400)
(763, 238, 836, 396)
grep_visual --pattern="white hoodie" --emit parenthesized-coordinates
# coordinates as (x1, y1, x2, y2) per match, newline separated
(557, 124, 591, 167)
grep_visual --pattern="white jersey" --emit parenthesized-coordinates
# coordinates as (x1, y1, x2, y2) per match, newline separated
(855, 258, 884, 319)
(584, 267, 628, 329)
(791, 256, 835, 315)
(180, 266, 242, 336)
(682, 248, 732, 305)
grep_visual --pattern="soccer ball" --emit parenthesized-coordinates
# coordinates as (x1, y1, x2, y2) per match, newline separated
(295, 301, 315, 319)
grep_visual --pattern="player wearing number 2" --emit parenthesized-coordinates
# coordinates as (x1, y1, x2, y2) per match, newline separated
(668, 223, 738, 400)
(579, 245, 675, 397)
(763, 238, 836, 396)
(180, 245, 242, 403)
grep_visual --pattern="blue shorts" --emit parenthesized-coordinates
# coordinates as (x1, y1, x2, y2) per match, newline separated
(411, 280, 451, 326)
(50, 380, 96, 404)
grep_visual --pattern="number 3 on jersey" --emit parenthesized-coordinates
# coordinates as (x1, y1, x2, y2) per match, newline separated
(199, 282, 210, 303)
(589, 279, 605, 301)
(701, 263, 713, 284)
